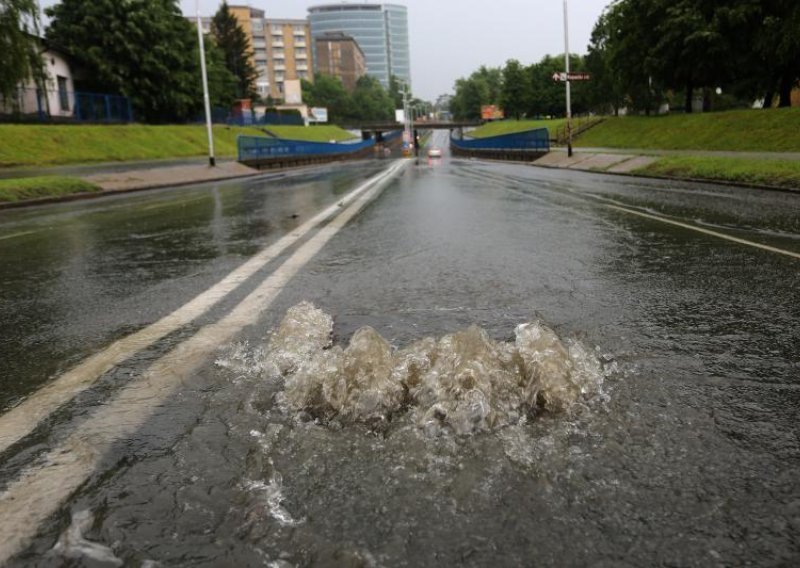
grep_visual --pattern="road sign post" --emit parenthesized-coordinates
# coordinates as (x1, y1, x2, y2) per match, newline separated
(563, 0, 572, 158)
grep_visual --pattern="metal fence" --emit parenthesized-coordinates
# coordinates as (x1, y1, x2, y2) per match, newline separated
(451, 128, 551, 151)
(0, 87, 132, 123)
(237, 135, 375, 162)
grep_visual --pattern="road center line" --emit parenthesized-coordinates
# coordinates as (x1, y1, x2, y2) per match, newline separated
(0, 161, 405, 455)
(0, 158, 408, 564)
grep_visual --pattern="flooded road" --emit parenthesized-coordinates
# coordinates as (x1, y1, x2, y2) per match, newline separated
(1, 137, 798, 566)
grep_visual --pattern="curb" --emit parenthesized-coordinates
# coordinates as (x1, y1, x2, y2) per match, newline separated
(0, 159, 373, 211)
(456, 155, 800, 195)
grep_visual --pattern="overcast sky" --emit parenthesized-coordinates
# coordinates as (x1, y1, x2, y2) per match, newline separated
(41, 0, 613, 101)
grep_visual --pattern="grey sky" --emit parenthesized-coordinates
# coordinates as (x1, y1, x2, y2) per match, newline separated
(41, 0, 612, 101)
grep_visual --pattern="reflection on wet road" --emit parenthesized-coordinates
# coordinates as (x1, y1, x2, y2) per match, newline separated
(1, 135, 799, 566)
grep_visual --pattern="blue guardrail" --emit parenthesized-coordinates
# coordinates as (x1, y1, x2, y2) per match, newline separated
(237, 135, 376, 162)
(450, 127, 550, 151)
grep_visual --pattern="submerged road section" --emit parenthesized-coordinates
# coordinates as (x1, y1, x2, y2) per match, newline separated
(0, 136, 798, 566)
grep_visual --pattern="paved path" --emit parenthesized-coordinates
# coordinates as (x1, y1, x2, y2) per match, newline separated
(535, 150, 657, 173)
(0, 156, 237, 181)
(564, 146, 800, 161)
(82, 161, 259, 192)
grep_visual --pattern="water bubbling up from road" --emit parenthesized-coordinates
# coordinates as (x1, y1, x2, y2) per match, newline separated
(260, 302, 609, 436)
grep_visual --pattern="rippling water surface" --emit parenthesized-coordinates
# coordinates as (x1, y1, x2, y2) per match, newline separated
(7, 146, 800, 566)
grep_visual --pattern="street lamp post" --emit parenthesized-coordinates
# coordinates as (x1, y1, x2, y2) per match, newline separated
(196, 1, 216, 167)
(563, 0, 573, 158)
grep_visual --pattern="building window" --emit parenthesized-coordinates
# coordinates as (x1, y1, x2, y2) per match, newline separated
(57, 76, 69, 112)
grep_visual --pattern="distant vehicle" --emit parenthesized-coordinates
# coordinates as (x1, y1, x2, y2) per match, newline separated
(428, 147, 442, 158)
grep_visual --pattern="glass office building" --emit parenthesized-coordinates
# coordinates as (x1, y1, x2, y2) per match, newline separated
(308, 4, 411, 90)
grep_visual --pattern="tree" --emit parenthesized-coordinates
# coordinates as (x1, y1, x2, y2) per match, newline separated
(211, 1, 257, 100)
(450, 66, 502, 120)
(302, 74, 353, 123)
(350, 75, 393, 122)
(204, 36, 239, 110)
(0, 0, 44, 101)
(46, 0, 205, 123)
(527, 54, 589, 117)
(501, 59, 527, 119)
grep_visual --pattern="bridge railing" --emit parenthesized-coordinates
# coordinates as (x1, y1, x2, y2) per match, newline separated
(451, 128, 550, 151)
(237, 135, 376, 162)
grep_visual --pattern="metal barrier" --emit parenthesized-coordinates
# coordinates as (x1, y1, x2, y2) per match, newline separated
(237, 135, 377, 168)
(450, 127, 550, 162)
(451, 128, 550, 151)
(0, 87, 132, 123)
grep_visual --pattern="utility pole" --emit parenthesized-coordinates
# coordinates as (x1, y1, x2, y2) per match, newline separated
(563, 0, 573, 158)
(403, 84, 411, 157)
(196, 1, 216, 167)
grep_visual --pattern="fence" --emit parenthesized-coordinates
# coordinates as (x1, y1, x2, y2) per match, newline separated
(225, 111, 305, 127)
(237, 135, 376, 166)
(451, 128, 550, 151)
(450, 128, 550, 162)
(0, 87, 132, 123)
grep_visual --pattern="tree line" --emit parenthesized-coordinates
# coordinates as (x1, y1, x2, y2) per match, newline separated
(451, 0, 799, 120)
(1, 0, 412, 124)
(302, 74, 426, 124)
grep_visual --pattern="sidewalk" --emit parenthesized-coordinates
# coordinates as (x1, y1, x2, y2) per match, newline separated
(536, 150, 657, 173)
(561, 146, 800, 161)
(82, 161, 259, 192)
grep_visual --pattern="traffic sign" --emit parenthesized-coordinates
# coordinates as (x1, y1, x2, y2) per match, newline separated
(552, 72, 591, 82)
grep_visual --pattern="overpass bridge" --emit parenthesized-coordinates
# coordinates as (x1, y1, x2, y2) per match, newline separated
(349, 121, 482, 143)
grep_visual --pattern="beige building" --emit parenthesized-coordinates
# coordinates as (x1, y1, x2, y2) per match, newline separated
(192, 6, 313, 102)
(315, 32, 366, 92)
(265, 18, 313, 100)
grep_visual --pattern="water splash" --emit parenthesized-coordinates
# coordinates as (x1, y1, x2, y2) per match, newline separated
(51, 509, 123, 566)
(264, 303, 611, 436)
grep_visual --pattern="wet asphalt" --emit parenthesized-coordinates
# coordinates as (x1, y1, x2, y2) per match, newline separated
(0, 133, 798, 566)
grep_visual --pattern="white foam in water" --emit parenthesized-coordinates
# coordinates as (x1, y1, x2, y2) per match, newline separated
(51, 510, 123, 566)
(264, 303, 610, 436)
(245, 473, 302, 527)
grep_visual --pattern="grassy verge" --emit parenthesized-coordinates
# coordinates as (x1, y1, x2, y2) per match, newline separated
(576, 108, 800, 152)
(468, 119, 568, 139)
(0, 123, 356, 168)
(266, 125, 357, 142)
(634, 156, 800, 189)
(0, 176, 101, 203)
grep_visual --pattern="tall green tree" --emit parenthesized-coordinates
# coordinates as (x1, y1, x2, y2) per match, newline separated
(450, 66, 502, 120)
(0, 0, 44, 101)
(350, 75, 393, 122)
(210, 1, 257, 100)
(501, 59, 527, 119)
(46, 0, 204, 122)
(302, 74, 353, 123)
(204, 36, 239, 110)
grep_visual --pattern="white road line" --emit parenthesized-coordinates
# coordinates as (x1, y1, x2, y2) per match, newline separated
(0, 159, 408, 564)
(0, 162, 405, 455)
(0, 230, 39, 241)
(583, 193, 800, 261)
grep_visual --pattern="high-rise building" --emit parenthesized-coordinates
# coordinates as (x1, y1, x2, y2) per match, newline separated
(315, 32, 367, 92)
(308, 4, 411, 90)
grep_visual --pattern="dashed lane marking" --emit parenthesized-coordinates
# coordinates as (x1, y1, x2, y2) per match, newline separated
(0, 161, 406, 455)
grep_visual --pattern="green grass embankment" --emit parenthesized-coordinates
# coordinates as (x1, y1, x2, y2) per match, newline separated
(0, 123, 357, 168)
(468, 119, 568, 140)
(0, 176, 101, 203)
(267, 125, 357, 142)
(634, 156, 800, 189)
(576, 108, 800, 152)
